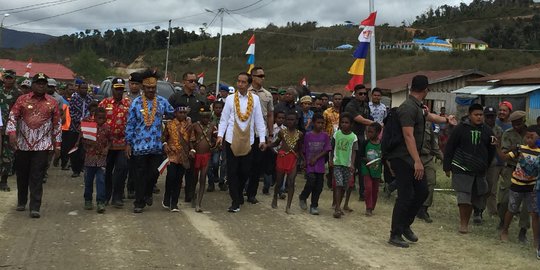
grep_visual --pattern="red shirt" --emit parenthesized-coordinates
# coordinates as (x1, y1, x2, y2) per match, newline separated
(82, 121, 111, 167)
(99, 97, 130, 150)
(6, 92, 61, 151)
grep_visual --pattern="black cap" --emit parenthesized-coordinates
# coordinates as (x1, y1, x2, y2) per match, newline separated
(411, 75, 429, 91)
(129, 72, 143, 84)
(4, 69, 16, 78)
(112, 77, 126, 89)
(484, 106, 496, 116)
(32, 72, 49, 83)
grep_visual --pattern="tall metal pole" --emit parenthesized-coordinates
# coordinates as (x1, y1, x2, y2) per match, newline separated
(215, 8, 224, 96)
(0, 14, 10, 49)
(369, 0, 376, 88)
(164, 19, 172, 81)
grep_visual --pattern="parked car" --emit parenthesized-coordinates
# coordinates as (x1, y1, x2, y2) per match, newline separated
(97, 77, 177, 101)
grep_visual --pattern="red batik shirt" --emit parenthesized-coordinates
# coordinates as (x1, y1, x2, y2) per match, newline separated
(82, 120, 111, 167)
(7, 92, 61, 151)
(99, 97, 130, 150)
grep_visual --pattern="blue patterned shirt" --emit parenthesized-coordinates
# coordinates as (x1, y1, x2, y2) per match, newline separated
(69, 92, 94, 132)
(126, 96, 174, 156)
(369, 101, 387, 124)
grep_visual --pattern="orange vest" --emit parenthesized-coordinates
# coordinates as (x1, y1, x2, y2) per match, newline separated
(61, 103, 71, 131)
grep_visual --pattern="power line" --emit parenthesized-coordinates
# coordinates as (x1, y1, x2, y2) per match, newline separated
(0, 0, 76, 12)
(231, 0, 275, 14)
(6, 0, 118, 27)
(228, 0, 264, 12)
(8, 0, 81, 14)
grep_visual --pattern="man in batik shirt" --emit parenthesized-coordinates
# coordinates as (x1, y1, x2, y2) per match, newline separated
(126, 70, 174, 214)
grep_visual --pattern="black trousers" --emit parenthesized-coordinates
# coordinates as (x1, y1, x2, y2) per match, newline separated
(60, 131, 70, 167)
(16, 151, 49, 211)
(246, 137, 264, 199)
(225, 142, 253, 208)
(105, 150, 128, 203)
(127, 157, 136, 193)
(299, 172, 324, 208)
(64, 130, 84, 173)
(183, 166, 195, 202)
(163, 162, 186, 208)
(390, 158, 428, 236)
(131, 154, 162, 208)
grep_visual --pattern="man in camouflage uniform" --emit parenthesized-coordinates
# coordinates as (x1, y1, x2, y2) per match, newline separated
(0, 70, 22, 191)
(417, 121, 443, 223)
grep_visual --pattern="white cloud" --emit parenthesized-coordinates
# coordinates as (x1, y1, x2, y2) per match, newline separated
(2, 0, 472, 36)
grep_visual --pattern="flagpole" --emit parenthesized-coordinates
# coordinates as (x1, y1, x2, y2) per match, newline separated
(215, 8, 224, 96)
(164, 19, 171, 81)
(369, 0, 376, 88)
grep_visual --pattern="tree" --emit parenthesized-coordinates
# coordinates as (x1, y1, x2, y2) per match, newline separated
(71, 47, 110, 82)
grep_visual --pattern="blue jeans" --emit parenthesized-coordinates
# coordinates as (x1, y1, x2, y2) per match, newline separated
(84, 166, 106, 203)
(208, 150, 226, 184)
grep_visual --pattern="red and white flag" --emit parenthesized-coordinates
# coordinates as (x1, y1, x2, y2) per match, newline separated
(300, 77, 308, 87)
(23, 58, 32, 78)
(197, 72, 204, 85)
(81, 121, 97, 141)
(158, 158, 170, 175)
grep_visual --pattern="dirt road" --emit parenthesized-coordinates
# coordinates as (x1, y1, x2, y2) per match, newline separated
(0, 167, 538, 269)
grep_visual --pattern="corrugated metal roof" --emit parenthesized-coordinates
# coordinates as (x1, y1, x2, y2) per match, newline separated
(453, 85, 540, 95)
(0, 59, 75, 80)
(452, 86, 492, 94)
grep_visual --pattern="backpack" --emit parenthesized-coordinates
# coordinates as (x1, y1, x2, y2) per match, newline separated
(381, 107, 403, 157)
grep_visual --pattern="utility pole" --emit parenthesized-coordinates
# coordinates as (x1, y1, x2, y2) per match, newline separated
(164, 19, 171, 81)
(369, 0, 376, 88)
(206, 8, 225, 95)
(0, 14, 10, 49)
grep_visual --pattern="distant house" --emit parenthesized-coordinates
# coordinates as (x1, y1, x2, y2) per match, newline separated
(367, 69, 488, 113)
(454, 62, 540, 124)
(412, 36, 453, 52)
(335, 44, 353, 50)
(0, 59, 75, 82)
(379, 41, 415, 51)
(452, 37, 488, 51)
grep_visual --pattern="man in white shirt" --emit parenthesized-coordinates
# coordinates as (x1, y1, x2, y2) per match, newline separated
(369, 88, 387, 125)
(216, 72, 266, 213)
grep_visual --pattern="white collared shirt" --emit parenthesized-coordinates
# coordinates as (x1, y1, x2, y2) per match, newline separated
(218, 92, 266, 145)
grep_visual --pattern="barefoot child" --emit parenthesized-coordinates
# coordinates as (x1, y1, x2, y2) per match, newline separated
(162, 105, 191, 212)
(498, 125, 540, 254)
(208, 100, 226, 192)
(360, 122, 383, 216)
(299, 113, 331, 215)
(330, 113, 358, 218)
(190, 105, 216, 212)
(82, 107, 111, 213)
(271, 111, 304, 214)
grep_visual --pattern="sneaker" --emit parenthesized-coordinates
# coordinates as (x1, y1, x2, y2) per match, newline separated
(111, 200, 124, 208)
(299, 199, 308, 210)
(97, 203, 106, 214)
(388, 235, 409, 248)
(145, 196, 153, 206)
(310, 207, 319, 215)
(71, 173, 80, 178)
(30, 210, 41, 218)
(133, 207, 143, 213)
(16, 205, 26, 211)
(403, 228, 419, 242)
(0, 182, 10, 192)
(227, 206, 240, 213)
(171, 207, 180, 212)
(162, 201, 170, 210)
(473, 214, 483, 225)
(247, 197, 259, 204)
(84, 201, 93, 210)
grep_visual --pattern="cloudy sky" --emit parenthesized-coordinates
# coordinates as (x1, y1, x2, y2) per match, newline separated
(2, 0, 473, 37)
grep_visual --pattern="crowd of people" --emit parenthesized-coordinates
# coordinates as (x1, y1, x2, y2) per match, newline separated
(1, 67, 539, 259)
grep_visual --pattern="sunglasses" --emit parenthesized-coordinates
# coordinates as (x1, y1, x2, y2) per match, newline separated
(253, 74, 265, 78)
(185, 79, 197, 83)
(357, 92, 368, 96)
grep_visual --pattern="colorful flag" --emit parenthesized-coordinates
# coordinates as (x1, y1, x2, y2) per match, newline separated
(158, 158, 170, 175)
(23, 58, 32, 78)
(346, 12, 377, 91)
(245, 34, 255, 74)
(81, 121, 97, 141)
(197, 72, 204, 85)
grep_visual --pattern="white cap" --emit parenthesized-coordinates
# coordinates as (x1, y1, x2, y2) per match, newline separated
(228, 86, 235, 94)
(47, 78, 57, 87)
(21, 79, 32, 87)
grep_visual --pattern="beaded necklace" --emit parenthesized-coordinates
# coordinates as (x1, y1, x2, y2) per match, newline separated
(142, 95, 157, 127)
